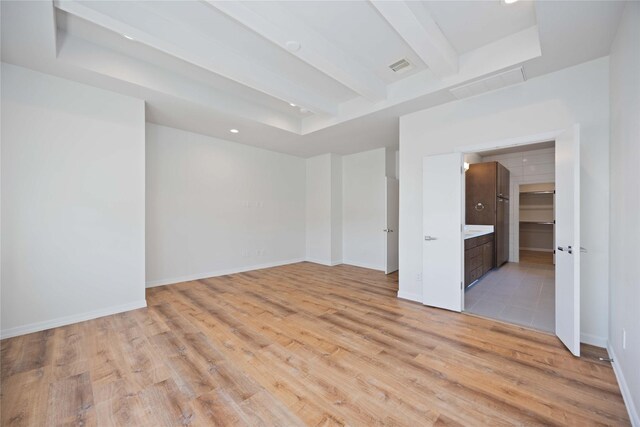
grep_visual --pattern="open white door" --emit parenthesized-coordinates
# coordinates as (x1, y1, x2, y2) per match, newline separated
(422, 153, 464, 311)
(555, 125, 581, 356)
(384, 178, 399, 274)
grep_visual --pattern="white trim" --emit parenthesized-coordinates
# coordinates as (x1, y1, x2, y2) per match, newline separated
(580, 333, 607, 348)
(305, 258, 343, 267)
(0, 299, 147, 340)
(608, 344, 640, 426)
(341, 259, 385, 271)
(455, 128, 564, 154)
(145, 258, 305, 288)
(397, 290, 422, 303)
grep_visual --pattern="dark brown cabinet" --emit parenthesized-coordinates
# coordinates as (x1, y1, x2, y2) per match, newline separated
(466, 162, 510, 268)
(497, 164, 510, 199)
(465, 163, 496, 226)
(464, 233, 494, 288)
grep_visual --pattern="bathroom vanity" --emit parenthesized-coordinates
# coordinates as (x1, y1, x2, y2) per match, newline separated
(464, 225, 495, 288)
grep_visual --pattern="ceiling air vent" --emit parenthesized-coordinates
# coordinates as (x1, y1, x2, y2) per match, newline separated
(389, 58, 413, 73)
(449, 67, 526, 100)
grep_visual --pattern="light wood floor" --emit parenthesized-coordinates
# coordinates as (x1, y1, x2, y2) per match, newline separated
(520, 249, 555, 265)
(1, 263, 630, 426)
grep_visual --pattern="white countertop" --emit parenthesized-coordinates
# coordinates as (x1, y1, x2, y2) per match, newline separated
(464, 225, 494, 240)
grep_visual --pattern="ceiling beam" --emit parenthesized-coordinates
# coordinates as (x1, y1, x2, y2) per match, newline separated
(53, 0, 338, 116)
(370, 1, 458, 78)
(205, 1, 387, 103)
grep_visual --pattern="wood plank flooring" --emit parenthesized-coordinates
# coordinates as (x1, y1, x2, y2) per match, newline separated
(1, 262, 630, 426)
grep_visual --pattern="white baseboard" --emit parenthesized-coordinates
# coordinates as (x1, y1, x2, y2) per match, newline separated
(342, 259, 385, 272)
(145, 258, 305, 288)
(305, 258, 343, 267)
(580, 333, 608, 348)
(397, 290, 422, 303)
(0, 299, 147, 340)
(608, 344, 640, 426)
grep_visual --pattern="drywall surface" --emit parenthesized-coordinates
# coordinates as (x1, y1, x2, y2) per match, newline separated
(342, 148, 386, 270)
(609, 1, 640, 423)
(306, 154, 333, 264)
(146, 124, 305, 286)
(1, 63, 146, 337)
(330, 154, 343, 265)
(399, 58, 610, 344)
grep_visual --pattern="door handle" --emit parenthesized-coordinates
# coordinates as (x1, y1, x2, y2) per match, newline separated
(557, 246, 573, 254)
(424, 236, 437, 241)
(557, 246, 565, 252)
(383, 229, 393, 232)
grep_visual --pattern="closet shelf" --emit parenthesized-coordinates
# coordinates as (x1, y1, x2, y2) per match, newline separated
(520, 190, 555, 195)
(520, 221, 554, 225)
(520, 205, 554, 210)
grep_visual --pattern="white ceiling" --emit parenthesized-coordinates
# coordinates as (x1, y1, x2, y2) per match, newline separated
(0, 0, 626, 157)
(424, 1, 537, 54)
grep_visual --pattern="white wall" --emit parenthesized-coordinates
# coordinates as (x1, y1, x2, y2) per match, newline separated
(464, 153, 483, 164)
(330, 154, 343, 265)
(342, 148, 387, 270)
(305, 153, 342, 265)
(1, 63, 146, 338)
(609, 1, 640, 423)
(146, 124, 305, 286)
(306, 154, 332, 263)
(399, 58, 610, 345)
(482, 147, 556, 261)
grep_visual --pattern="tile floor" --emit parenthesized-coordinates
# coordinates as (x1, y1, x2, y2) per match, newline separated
(464, 261, 555, 333)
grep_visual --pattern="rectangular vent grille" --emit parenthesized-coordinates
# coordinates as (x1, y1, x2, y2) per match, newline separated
(389, 58, 412, 73)
(450, 67, 526, 100)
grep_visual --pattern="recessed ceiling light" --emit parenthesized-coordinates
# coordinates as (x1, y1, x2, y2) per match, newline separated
(230, 129, 239, 133)
(289, 103, 297, 107)
(285, 41, 301, 52)
(123, 34, 134, 40)
(502, 0, 519, 4)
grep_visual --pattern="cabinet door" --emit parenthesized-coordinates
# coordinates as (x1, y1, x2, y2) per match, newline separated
(496, 199, 509, 266)
(482, 240, 494, 273)
(497, 163, 510, 199)
(465, 162, 496, 225)
(464, 250, 472, 287)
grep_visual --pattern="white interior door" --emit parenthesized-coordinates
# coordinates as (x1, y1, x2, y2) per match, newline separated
(422, 153, 464, 311)
(555, 125, 581, 356)
(384, 178, 399, 274)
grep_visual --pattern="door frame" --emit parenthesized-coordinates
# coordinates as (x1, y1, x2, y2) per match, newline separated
(454, 126, 576, 312)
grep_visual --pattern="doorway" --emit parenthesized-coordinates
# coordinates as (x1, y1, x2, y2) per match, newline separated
(463, 144, 557, 334)
(421, 125, 581, 356)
